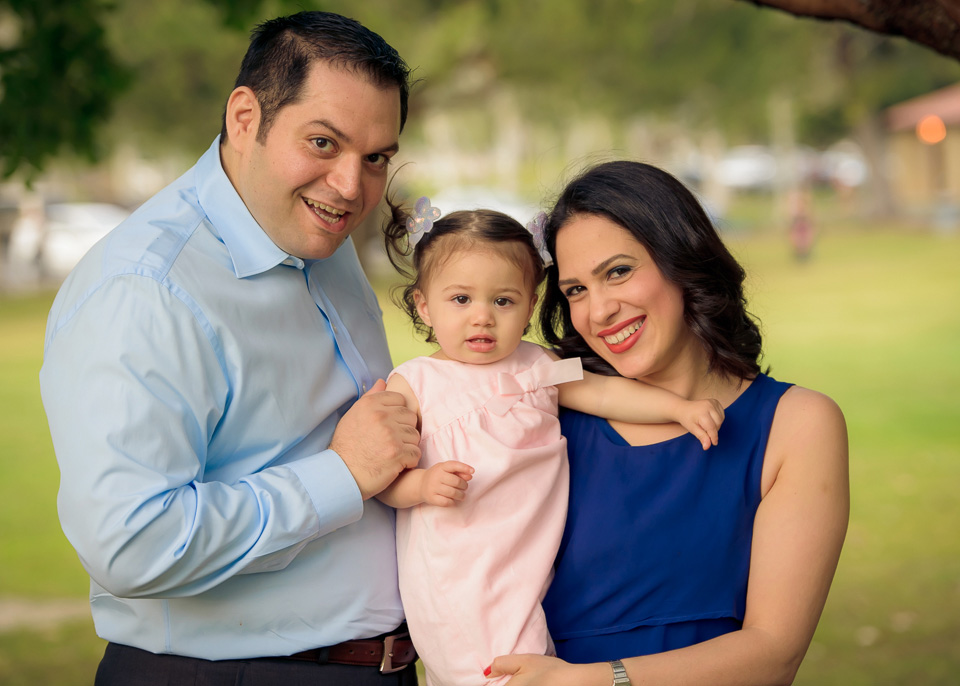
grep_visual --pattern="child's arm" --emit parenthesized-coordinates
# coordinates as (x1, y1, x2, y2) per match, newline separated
(377, 460, 475, 508)
(374, 373, 474, 508)
(554, 359, 725, 450)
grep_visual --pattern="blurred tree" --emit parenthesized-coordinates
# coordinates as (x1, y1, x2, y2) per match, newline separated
(0, 0, 131, 181)
(103, 0, 253, 160)
(1, 0, 958, 181)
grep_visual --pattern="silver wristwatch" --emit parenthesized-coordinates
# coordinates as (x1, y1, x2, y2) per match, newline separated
(609, 659, 632, 685)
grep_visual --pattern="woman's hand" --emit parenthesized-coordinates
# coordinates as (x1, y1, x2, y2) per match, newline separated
(486, 654, 605, 685)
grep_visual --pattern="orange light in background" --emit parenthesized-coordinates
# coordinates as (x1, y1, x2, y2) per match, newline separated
(917, 115, 947, 145)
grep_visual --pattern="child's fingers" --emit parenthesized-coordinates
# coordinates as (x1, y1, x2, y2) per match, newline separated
(437, 471, 470, 491)
(699, 431, 712, 451)
(703, 416, 719, 446)
(712, 403, 725, 427)
(429, 483, 467, 505)
(441, 460, 474, 479)
(687, 422, 711, 451)
(699, 416, 720, 449)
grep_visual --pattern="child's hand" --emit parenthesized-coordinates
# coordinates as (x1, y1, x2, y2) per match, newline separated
(420, 461, 474, 506)
(678, 398, 725, 450)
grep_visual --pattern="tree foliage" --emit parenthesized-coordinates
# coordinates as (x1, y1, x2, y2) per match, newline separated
(0, 0, 131, 180)
(0, 0, 958, 181)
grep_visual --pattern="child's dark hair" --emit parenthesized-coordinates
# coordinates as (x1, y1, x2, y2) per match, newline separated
(384, 197, 545, 343)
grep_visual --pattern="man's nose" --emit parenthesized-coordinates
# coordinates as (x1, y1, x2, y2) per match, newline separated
(327, 156, 362, 201)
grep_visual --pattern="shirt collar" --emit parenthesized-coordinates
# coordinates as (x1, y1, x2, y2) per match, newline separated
(195, 136, 303, 278)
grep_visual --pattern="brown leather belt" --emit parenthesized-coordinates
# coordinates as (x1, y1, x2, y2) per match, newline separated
(282, 631, 417, 674)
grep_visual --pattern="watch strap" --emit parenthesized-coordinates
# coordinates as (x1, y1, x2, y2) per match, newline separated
(609, 659, 631, 685)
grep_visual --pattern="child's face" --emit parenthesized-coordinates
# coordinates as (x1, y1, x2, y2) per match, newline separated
(415, 248, 537, 365)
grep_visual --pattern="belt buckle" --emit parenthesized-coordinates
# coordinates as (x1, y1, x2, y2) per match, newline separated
(379, 634, 404, 674)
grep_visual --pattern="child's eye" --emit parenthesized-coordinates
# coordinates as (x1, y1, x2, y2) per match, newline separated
(453, 295, 470, 304)
(494, 297, 513, 307)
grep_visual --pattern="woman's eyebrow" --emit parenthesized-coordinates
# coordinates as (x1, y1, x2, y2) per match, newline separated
(558, 254, 634, 286)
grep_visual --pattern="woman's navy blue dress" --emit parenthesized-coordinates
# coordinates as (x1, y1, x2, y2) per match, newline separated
(542, 373, 792, 662)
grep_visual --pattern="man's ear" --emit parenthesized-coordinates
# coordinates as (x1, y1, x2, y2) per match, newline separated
(224, 86, 260, 151)
(413, 290, 432, 328)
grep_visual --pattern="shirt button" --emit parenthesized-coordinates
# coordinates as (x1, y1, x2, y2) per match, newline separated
(362, 383, 367, 392)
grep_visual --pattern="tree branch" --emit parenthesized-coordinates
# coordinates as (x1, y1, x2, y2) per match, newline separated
(740, 0, 960, 61)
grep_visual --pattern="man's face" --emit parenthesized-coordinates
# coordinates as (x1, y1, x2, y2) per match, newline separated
(228, 61, 401, 260)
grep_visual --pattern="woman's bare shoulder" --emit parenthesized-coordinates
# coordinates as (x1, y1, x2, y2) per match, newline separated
(761, 384, 848, 494)
(775, 385, 846, 434)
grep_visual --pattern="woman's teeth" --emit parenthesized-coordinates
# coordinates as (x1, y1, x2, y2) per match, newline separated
(604, 319, 642, 345)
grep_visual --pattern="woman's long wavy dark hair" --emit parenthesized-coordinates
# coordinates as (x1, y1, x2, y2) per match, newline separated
(537, 160, 764, 380)
(383, 196, 544, 344)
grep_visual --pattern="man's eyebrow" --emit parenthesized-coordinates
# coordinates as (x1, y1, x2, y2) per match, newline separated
(557, 254, 635, 287)
(309, 119, 400, 154)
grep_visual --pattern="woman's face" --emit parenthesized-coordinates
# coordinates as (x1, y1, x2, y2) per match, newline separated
(554, 214, 701, 382)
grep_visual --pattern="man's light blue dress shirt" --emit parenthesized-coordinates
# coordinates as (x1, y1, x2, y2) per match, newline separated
(39, 138, 403, 660)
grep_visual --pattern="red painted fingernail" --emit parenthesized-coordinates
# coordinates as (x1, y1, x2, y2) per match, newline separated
(483, 665, 492, 677)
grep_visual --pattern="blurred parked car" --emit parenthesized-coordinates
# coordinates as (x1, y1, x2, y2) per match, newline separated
(8, 202, 130, 279)
(819, 145, 869, 188)
(715, 145, 778, 191)
(429, 186, 541, 226)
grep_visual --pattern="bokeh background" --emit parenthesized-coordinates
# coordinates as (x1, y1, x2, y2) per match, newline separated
(1, 1, 958, 683)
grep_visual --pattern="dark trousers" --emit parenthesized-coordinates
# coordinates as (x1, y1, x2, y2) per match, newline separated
(95, 642, 419, 686)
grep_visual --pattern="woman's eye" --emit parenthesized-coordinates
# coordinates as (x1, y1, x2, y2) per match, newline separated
(609, 266, 632, 280)
(563, 285, 584, 298)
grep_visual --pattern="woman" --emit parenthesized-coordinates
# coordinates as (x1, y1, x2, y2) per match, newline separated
(486, 161, 849, 685)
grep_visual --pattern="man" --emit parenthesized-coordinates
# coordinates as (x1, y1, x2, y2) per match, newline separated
(39, 12, 421, 685)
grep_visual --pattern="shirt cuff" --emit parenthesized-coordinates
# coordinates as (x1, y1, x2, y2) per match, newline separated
(287, 449, 364, 536)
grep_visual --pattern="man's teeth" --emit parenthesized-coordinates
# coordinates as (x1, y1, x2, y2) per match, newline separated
(604, 319, 642, 345)
(305, 199, 345, 221)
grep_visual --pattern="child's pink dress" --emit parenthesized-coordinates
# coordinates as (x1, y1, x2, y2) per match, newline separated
(390, 341, 582, 686)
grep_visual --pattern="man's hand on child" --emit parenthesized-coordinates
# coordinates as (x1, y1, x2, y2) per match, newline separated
(679, 398, 725, 450)
(421, 461, 475, 506)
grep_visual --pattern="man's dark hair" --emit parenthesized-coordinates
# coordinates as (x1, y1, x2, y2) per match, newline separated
(538, 160, 764, 380)
(220, 11, 411, 142)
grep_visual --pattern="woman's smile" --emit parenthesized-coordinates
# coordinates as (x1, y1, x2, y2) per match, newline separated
(598, 316, 645, 352)
(556, 214, 696, 383)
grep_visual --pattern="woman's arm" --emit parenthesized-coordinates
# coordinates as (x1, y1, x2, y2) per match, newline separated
(556, 369, 725, 450)
(489, 386, 849, 686)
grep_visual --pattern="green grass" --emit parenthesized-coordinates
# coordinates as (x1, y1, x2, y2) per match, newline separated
(2, 222, 958, 684)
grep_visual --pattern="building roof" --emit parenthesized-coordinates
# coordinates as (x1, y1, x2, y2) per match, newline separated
(886, 82, 960, 131)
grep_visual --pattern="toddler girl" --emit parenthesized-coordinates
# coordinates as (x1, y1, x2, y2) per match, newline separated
(377, 198, 724, 686)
